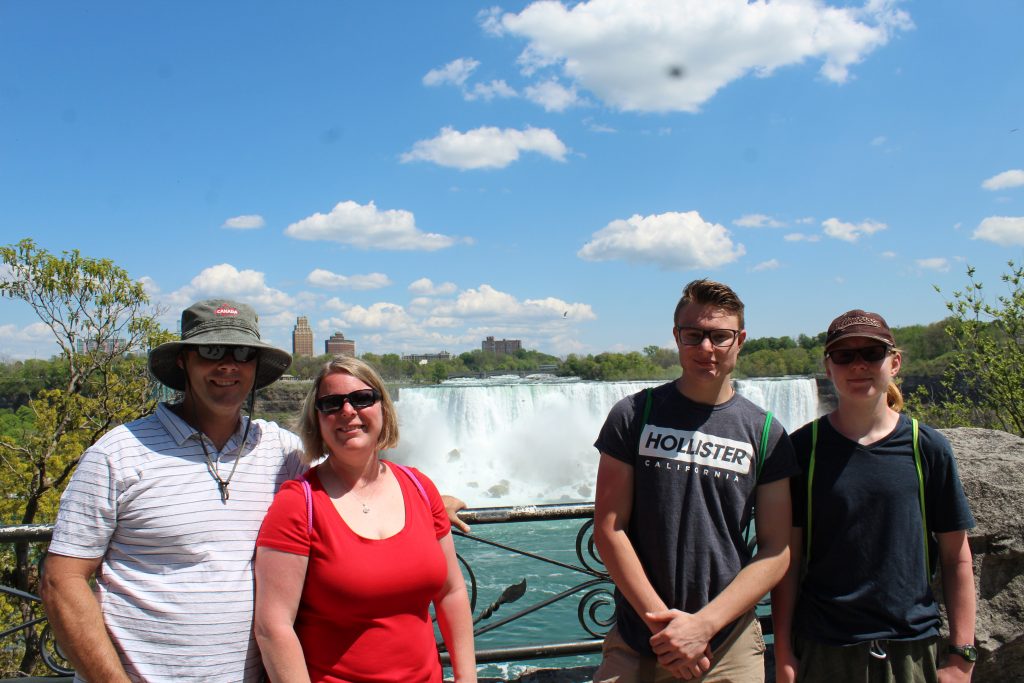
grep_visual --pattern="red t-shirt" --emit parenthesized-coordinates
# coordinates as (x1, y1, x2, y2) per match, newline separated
(257, 462, 451, 683)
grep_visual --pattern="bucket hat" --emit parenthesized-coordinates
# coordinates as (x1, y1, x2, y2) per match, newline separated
(148, 299, 292, 391)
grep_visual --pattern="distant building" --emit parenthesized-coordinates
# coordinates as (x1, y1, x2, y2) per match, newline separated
(75, 338, 127, 355)
(482, 336, 522, 355)
(402, 351, 452, 363)
(292, 316, 314, 357)
(325, 331, 356, 357)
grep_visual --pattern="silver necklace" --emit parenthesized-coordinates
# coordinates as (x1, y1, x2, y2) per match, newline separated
(347, 462, 385, 514)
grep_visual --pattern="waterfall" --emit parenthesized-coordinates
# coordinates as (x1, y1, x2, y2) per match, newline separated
(390, 377, 822, 506)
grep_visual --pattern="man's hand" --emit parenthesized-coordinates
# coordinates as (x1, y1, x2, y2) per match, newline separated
(646, 609, 714, 679)
(442, 495, 470, 533)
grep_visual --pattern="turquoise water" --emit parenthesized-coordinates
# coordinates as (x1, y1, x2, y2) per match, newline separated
(445, 518, 608, 679)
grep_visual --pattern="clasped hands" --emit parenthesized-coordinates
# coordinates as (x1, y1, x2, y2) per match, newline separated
(646, 609, 714, 680)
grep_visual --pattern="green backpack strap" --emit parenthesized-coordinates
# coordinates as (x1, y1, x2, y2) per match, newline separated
(806, 418, 820, 563)
(911, 418, 931, 581)
(805, 417, 929, 581)
(744, 411, 773, 549)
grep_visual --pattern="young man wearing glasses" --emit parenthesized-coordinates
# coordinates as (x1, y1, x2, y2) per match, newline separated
(593, 278, 798, 682)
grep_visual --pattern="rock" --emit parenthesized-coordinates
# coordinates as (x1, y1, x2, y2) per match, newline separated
(940, 428, 1024, 682)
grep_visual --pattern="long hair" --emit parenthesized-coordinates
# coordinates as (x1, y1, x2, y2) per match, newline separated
(297, 356, 399, 465)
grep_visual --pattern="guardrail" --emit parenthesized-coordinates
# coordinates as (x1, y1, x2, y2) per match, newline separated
(0, 505, 612, 678)
(1, 505, 773, 678)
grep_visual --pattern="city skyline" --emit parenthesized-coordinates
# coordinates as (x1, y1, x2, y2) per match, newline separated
(2, 1, 1022, 361)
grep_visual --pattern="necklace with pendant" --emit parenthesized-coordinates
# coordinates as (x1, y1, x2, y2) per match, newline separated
(347, 461, 385, 514)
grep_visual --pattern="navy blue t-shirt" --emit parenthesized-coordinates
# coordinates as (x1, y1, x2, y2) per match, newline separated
(595, 381, 797, 656)
(790, 414, 974, 645)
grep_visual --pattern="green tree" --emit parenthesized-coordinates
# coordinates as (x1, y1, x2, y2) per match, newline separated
(906, 262, 1024, 435)
(0, 239, 164, 675)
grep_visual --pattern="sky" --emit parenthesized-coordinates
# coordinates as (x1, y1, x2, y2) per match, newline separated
(2, 0, 1023, 362)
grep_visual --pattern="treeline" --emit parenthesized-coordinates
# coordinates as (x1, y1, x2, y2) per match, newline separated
(0, 319, 958, 412)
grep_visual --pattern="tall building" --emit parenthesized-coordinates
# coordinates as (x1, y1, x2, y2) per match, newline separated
(292, 316, 314, 357)
(325, 331, 356, 357)
(75, 338, 127, 354)
(482, 336, 522, 355)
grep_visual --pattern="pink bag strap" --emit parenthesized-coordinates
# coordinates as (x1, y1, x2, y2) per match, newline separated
(387, 461, 430, 509)
(299, 472, 313, 535)
(297, 463, 428, 535)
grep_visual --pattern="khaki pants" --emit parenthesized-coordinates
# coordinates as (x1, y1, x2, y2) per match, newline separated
(794, 635, 939, 683)
(593, 611, 765, 683)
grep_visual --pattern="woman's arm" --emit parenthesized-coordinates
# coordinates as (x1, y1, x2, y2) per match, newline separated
(433, 533, 477, 683)
(936, 530, 975, 683)
(770, 527, 803, 683)
(254, 547, 312, 683)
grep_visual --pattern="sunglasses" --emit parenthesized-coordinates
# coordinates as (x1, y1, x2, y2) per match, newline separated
(195, 345, 259, 363)
(826, 345, 892, 365)
(675, 327, 740, 348)
(315, 389, 381, 414)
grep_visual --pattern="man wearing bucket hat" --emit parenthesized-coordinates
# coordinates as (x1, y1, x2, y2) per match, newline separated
(41, 300, 305, 683)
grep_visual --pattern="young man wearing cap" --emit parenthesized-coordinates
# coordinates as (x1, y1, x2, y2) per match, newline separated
(593, 279, 797, 682)
(40, 300, 307, 682)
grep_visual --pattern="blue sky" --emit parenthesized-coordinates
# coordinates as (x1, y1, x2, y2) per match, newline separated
(2, 1, 1023, 361)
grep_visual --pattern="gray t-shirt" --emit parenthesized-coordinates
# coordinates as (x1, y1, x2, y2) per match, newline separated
(595, 381, 797, 655)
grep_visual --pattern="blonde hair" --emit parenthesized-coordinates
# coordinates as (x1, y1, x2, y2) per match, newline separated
(886, 381, 904, 412)
(297, 356, 399, 464)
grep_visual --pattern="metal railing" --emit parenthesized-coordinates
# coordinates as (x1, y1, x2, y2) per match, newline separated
(0, 504, 612, 677)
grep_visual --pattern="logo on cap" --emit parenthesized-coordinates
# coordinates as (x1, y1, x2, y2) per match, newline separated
(215, 306, 239, 317)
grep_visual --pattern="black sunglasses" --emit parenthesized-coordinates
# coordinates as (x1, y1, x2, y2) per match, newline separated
(675, 327, 740, 348)
(826, 345, 891, 365)
(315, 389, 381, 414)
(195, 345, 259, 363)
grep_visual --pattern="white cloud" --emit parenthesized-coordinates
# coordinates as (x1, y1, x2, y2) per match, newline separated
(784, 232, 821, 242)
(306, 268, 391, 290)
(285, 200, 457, 251)
(578, 210, 745, 270)
(752, 259, 780, 272)
(468, 80, 517, 101)
(524, 79, 581, 112)
(431, 284, 595, 321)
(880, 250, 897, 259)
(222, 214, 265, 230)
(734, 213, 785, 228)
(409, 278, 458, 296)
(982, 169, 1024, 191)
(337, 303, 416, 331)
(915, 257, 949, 272)
(870, 135, 887, 146)
(498, 0, 912, 113)
(401, 126, 568, 170)
(822, 217, 887, 242)
(972, 216, 1024, 246)
(478, 6, 505, 36)
(0, 322, 56, 360)
(795, 216, 816, 224)
(163, 263, 294, 312)
(583, 118, 616, 133)
(423, 58, 480, 87)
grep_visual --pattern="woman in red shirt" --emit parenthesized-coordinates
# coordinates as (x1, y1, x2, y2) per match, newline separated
(254, 356, 476, 683)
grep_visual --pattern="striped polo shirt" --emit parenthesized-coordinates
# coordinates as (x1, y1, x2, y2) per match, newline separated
(49, 403, 304, 683)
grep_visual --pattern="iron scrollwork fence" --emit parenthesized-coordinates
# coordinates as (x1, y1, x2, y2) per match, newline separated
(1, 505, 611, 676)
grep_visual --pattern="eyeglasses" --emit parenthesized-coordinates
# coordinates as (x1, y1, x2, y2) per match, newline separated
(826, 345, 892, 365)
(675, 327, 740, 348)
(195, 345, 259, 363)
(315, 389, 382, 414)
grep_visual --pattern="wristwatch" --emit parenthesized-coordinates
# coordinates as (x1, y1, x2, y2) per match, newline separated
(947, 643, 978, 663)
